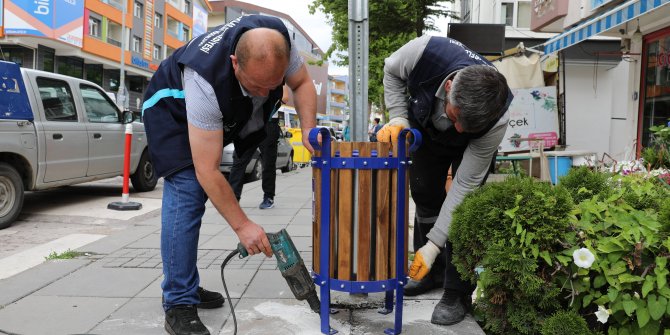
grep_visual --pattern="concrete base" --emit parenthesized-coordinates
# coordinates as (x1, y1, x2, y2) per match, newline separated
(107, 201, 142, 211)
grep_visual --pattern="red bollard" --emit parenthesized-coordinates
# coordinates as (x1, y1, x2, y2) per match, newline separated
(108, 124, 142, 210)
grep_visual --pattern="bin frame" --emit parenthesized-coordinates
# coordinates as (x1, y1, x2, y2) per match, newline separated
(308, 127, 422, 335)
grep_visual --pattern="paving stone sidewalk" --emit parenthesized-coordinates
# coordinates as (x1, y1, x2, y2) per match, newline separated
(0, 168, 484, 335)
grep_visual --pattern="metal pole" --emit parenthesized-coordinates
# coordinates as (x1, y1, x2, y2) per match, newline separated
(348, 0, 369, 142)
(117, 0, 129, 110)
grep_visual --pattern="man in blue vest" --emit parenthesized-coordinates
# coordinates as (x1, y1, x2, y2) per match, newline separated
(142, 15, 316, 335)
(377, 35, 512, 326)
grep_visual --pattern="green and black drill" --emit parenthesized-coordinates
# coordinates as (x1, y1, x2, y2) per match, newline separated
(221, 228, 320, 334)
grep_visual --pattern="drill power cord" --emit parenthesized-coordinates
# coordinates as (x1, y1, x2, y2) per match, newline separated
(220, 249, 241, 335)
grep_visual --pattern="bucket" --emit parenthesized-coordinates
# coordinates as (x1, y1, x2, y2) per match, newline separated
(547, 156, 572, 184)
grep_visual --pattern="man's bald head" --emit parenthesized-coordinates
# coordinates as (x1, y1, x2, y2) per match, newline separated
(234, 28, 290, 70)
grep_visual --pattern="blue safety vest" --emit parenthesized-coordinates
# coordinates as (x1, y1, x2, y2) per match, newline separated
(142, 15, 289, 177)
(407, 37, 512, 154)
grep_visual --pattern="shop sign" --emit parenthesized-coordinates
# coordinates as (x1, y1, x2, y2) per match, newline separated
(4, 0, 84, 47)
(132, 55, 150, 69)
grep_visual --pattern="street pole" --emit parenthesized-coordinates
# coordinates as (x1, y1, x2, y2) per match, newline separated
(117, 0, 129, 110)
(348, 0, 368, 142)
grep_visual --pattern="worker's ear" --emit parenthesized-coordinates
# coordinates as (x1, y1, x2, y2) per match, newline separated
(444, 79, 453, 94)
(230, 55, 239, 71)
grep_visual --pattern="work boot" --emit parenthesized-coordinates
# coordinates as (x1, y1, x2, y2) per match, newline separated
(404, 276, 442, 296)
(197, 287, 224, 309)
(161, 287, 224, 309)
(431, 289, 468, 326)
(259, 197, 274, 209)
(164, 305, 210, 335)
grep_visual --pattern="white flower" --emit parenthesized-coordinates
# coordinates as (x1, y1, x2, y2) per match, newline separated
(573, 248, 595, 268)
(595, 305, 611, 324)
(634, 292, 640, 299)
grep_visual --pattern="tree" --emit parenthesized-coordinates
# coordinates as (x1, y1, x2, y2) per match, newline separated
(309, 0, 457, 110)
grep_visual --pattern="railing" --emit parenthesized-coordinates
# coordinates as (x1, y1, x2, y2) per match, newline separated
(107, 38, 122, 47)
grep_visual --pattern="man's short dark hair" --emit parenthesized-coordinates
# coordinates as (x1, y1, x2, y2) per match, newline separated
(448, 65, 509, 133)
(374, 118, 381, 123)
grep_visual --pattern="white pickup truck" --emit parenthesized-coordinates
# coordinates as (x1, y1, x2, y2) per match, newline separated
(0, 61, 157, 229)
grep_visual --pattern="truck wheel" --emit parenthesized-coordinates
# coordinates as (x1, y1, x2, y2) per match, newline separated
(131, 151, 158, 192)
(0, 163, 24, 230)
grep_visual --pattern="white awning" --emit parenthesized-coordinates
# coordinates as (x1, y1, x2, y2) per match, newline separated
(544, 0, 670, 54)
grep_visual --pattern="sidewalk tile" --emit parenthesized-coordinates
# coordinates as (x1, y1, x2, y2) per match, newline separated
(35, 267, 161, 298)
(0, 296, 128, 335)
(81, 225, 159, 255)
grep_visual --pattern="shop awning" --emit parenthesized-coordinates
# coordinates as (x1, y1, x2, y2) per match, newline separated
(544, 0, 670, 54)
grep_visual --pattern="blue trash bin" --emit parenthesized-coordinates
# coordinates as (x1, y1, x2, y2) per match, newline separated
(547, 156, 572, 184)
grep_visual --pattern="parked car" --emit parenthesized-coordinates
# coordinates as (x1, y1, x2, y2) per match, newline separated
(0, 61, 157, 229)
(219, 128, 295, 181)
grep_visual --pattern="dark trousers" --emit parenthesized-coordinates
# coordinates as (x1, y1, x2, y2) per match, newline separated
(409, 133, 480, 296)
(228, 120, 280, 200)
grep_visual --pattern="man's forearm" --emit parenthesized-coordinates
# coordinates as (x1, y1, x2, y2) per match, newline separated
(292, 80, 317, 131)
(195, 168, 248, 232)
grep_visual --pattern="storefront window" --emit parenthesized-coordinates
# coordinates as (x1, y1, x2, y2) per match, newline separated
(85, 64, 103, 86)
(57, 56, 84, 79)
(641, 28, 670, 147)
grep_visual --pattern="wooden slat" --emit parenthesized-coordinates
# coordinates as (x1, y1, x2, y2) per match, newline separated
(337, 142, 353, 280)
(355, 142, 372, 281)
(312, 150, 321, 273)
(375, 142, 392, 280)
(404, 141, 410, 274)
(330, 143, 338, 278)
(390, 143, 399, 276)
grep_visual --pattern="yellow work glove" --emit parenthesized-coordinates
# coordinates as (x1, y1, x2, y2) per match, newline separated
(409, 240, 441, 281)
(376, 117, 410, 143)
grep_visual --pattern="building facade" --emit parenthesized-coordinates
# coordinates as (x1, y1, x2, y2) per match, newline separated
(323, 74, 349, 129)
(0, 0, 210, 113)
(207, 0, 329, 117)
(455, 0, 629, 159)
(532, 0, 670, 157)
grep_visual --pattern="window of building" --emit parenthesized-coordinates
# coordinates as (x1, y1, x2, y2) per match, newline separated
(154, 12, 162, 28)
(134, 2, 143, 18)
(166, 46, 175, 58)
(107, 0, 123, 10)
(36, 77, 77, 122)
(107, 21, 123, 47)
(167, 0, 179, 8)
(85, 64, 103, 86)
(153, 44, 162, 60)
(37, 46, 55, 72)
(500, 1, 531, 29)
(166, 16, 179, 38)
(181, 26, 190, 41)
(89, 16, 101, 38)
(183, 0, 191, 15)
(128, 76, 144, 93)
(2, 46, 34, 68)
(56, 56, 84, 79)
(132, 36, 142, 53)
(640, 27, 670, 148)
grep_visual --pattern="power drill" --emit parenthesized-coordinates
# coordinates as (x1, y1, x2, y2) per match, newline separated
(236, 228, 320, 314)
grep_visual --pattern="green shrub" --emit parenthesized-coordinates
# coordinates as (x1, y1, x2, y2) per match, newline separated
(556, 174, 670, 334)
(615, 174, 670, 212)
(450, 176, 574, 334)
(559, 166, 611, 203)
(540, 310, 591, 335)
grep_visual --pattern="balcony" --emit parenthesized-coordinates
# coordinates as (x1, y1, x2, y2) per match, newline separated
(330, 100, 347, 109)
(330, 87, 346, 95)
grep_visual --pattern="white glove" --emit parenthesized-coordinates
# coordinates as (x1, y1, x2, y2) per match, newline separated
(409, 240, 441, 280)
(376, 117, 410, 143)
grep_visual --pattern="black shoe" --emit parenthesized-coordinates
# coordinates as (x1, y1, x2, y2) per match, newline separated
(431, 289, 468, 326)
(404, 276, 442, 296)
(165, 305, 210, 335)
(161, 287, 225, 309)
(197, 287, 224, 309)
